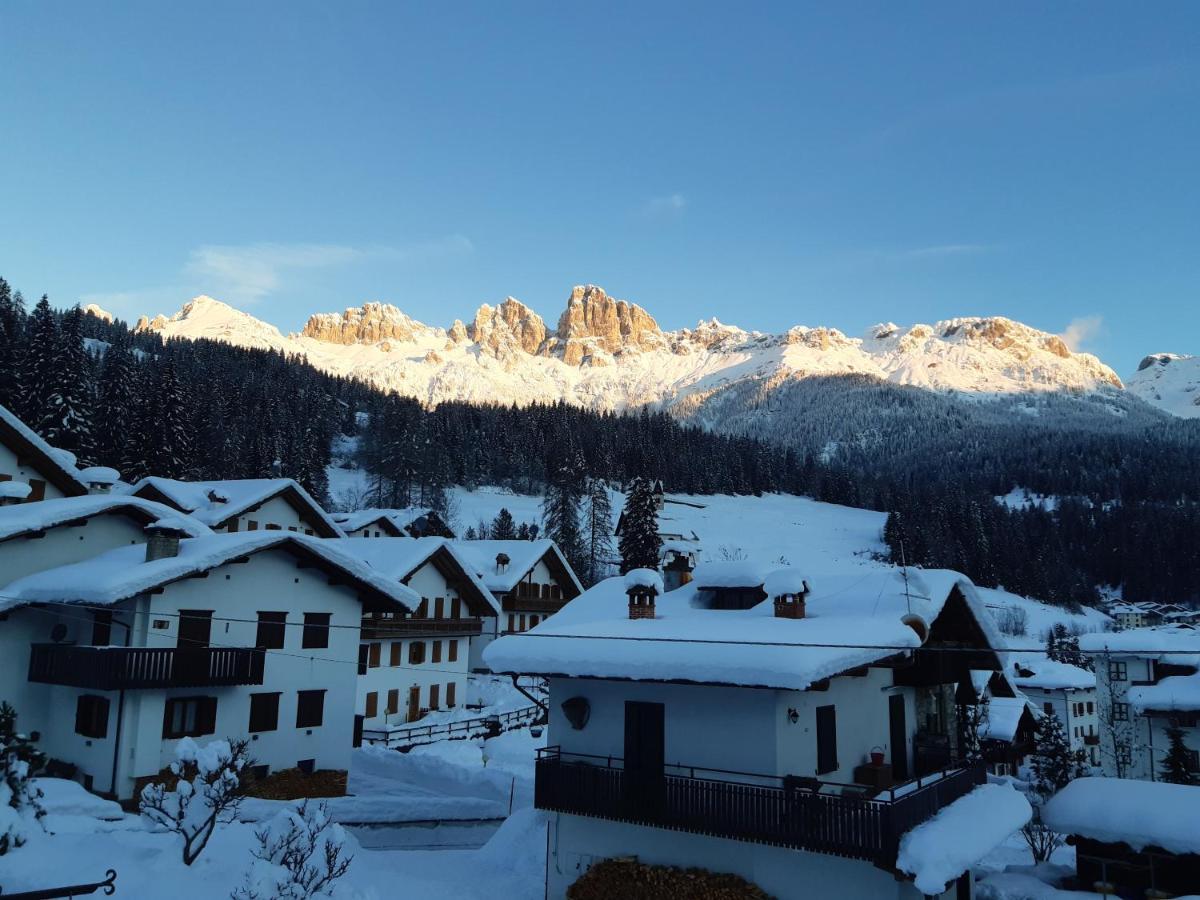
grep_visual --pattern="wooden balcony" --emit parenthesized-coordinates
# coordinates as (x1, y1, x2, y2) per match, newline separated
(534, 747, 985, 865)
(500, 596, 567, 613)
(1083, 734, 1100, 746)
(361, 617, 483, 639)
(28, 643, 266, 691)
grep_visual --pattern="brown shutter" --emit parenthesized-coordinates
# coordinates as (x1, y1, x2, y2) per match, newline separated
(435, 598, 445, 619)
(365, 692, 378, 718)
(451, 598, 461, 619)
(446, 682, 456, 707)
(432, 640, 442, 664)
(198, 697, 219, 736)
(390, 642, 402, 666)
(448, 640, 458, 663)
(387, 689, 399, 714)
(429, 684, 440, 709)
(368, 642, 381, 668)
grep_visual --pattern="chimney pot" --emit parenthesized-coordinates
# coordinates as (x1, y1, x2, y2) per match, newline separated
(773, 580, 810, 619)
(627, 585, 658, 620)
(145, 524, 186, 561)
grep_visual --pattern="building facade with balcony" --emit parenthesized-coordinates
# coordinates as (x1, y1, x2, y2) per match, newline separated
(0, 529, 416, 800)
(1010, 658, 1100, 766)
(486, 565, 1031, 899)
(1081, 626, 1200, 781)
(327, 537, 498, 729)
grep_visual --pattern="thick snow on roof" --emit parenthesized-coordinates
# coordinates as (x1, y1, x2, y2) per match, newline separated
(325, 537, 499, 615)
(0, 481, 32, 499)
(1042, 777, 1200, 855)
(1079, 625, 1200, 664)
(979, 697, 1035, 743)
(331, 508, 404, 533)
(124, 477, 343, 534)
(1010, 657, 1096, 691)
(0, 495, 211, 544)
(1130, 671, 1200, 714)
(78, 466, 120, 485)
(691, 560, 769, 589)
(485, 566, 996, 690)
(763, 567, 809, 597)
(451, 540, 580, 594)
(897, 783, 1031, 894)
(0, 403, 89, 492)
(623, 568, 663, 593)
(0, 532, 418, 612)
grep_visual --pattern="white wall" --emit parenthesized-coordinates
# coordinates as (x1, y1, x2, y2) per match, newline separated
(0, 514, 146, 584)
(1021, 685, 1100, 765)
(0, 441, 68, 501)
(1095, 655, 1155, 779)
(223, 495, 322, 535)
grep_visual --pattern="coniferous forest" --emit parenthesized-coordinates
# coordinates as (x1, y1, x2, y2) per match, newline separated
(1, 275, 1198, 609)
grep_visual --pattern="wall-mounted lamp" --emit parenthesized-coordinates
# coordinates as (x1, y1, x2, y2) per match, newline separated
(786, 708, 799, 724)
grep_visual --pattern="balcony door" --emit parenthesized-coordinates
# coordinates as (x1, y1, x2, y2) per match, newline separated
(889, 694, 909, 781)
(176, 611, 213, 684)
(624, 701, 665, 815)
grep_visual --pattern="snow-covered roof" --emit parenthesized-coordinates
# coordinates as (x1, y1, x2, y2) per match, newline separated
(0, 495, 211, 545)
(330, 508, 407, 535)
(1010, 657, 1096, 691)
(1042, 777, 1200, 855)
(78, 466, 120, 486)
(897, 783, 1031, 895)
(623, 568, 664, 593)
(0, 403, 89, 496)
(484, 566, 1000, 690)
(691, 560, 770, 589)
(124, 477, 343, 536)
(1130, 671, 1200, 715)
(0, 481, 32, 500)
(0, 532, 418, 613)
(450, 540, 583, 596)
(1079, 625, 1200, 663)
(324, 537, 500, 616)
(763, 568, 809, 597)
(978, 697, 1036, 744)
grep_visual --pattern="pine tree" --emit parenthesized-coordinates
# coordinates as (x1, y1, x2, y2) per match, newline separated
(583, 477, 615, 585)
(491, 508, 517, 540)
(1029, 712, 1087, 801)
(38, 306, 96, 465)
(542, 450, 587, 577)
(618, 476, 662, 573)
(94, 333, 139, 471)
(1159, 724, 1198, 785)
(144, 360, 194, 479)
(0, 280, 25, 409)
(19, 295, 58, 425)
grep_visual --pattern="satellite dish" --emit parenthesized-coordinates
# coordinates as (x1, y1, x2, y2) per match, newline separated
(50, 623, 68, 644)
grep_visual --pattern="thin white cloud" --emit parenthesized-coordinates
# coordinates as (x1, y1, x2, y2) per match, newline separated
(1060, 315, 1104, 352)
(889, 243, 991, 261)
(641, 193, 687, 219)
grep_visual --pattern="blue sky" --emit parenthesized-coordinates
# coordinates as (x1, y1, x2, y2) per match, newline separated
(1, 2, 1196, 376)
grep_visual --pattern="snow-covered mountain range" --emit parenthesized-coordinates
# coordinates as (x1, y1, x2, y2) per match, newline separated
(1127, 353, 1200, 419)
(124, 285, 1189, 426)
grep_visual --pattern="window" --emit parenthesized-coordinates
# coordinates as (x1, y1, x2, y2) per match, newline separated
(287, 526, 298, 532)
(446, 682, 456, 707)
(297, 758, 315, 775)
(266, 523, 282, 531)
(256, 612, 287, 649)
(432, 640, 442, 664)
(296, 690, 325, 728)
(390, 642, 403, 667)
(409, 642, 426, 665)
(450, 598, 461, 619)
(364, 692, 378, 719)
(448, 640, 458, 663)
(177, 610, 213, 649)
(815, 705, 838, 775)
(530, 615, 539, 628)
(435, 598, 444, 619)
(518, 615, 527, 631)
(1117, 746, 1132, 765)
(91, 610, 113, 647)
(429, 684, 440, 710)
(386, 689, 399, 715)
(1044, 702, 1054, 716)
(357, 644, 369, 675)
(163, 697, 217, 739)
(507, 614, 515, 632)
(302, 613, 330, 649)
(1113, 702, 1129, 722)
(416, 599, 429, 618)
(75, 695, 109, 739)
(1087, 701, 1094, 715)
(247, 520, 259, 531)
(248, 693, 280, 733)
(368, 642, 382, 668)
(1108, 660, 1128, 682)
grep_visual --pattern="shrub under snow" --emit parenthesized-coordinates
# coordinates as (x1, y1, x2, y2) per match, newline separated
(0, 702, 46, 856)
(232, 799, 355, 900)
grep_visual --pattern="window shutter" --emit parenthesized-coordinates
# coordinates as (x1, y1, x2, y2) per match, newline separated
(365, 692, 378, 718)
(198, 697, 218, 735)
(446, 682, 456, 707)
(432, 640, 442, 664)
(368, 642, 381, 667)
(816, 705, 838, 775)
(448, 640, 458, 663)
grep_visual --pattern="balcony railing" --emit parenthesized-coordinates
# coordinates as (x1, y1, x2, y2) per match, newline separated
(534, 747, 985, 864)
(501, 596, 567, 613)
(28, 644, 266, 691)
(362, 617, 483, 639)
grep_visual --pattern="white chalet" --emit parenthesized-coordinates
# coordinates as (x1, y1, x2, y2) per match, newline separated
(452, 539, 583, 645)
(1010, 658, 1100, 766)
(325, 537, 498, 729)
(1081, 626, 1200, 781)
(0, 403, 89, 502)
(124, 476, 344, 537)
(331, 507, 455, 539)
(485, 565, 1031, 899)
(0, 524, 416, 800)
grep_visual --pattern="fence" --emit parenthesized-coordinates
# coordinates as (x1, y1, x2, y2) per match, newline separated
(361, 704, 542, 750)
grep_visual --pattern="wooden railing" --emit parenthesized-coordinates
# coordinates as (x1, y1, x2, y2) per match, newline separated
(534, 748, 985, 864)
(362, 617, 483, 639)
(361, 705, 541, 750)
(28, 644, 266, 690)
(501, 596, 567, 613)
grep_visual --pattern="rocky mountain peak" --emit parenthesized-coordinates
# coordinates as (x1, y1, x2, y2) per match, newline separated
(300, 302, 436, 345)
(469, 297, 547, 360)
(555, 284, 663, 365)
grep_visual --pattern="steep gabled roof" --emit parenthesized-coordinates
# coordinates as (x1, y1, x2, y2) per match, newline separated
(0, 532, 418, 614)
(0, 495, 211, 544)
(329, 509, 408, 536)
(124, 477, 344, 537)
(0, 403, 88, 497)
(450, 539, 584, 597)
(325, 537, 499, 617)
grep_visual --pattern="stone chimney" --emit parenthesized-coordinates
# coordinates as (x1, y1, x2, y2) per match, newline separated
(772, 580, 811, 620)
(145, 524, 187, 562)
(495, 552, 510, 573)
(627, 585, 657, 619)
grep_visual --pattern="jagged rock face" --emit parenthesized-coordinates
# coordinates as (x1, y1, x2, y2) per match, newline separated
(555, 285, 662, 365)
(447, 319, 469, 344)
(469, 298, 547, 359)
(301, 302, 433, 345)
(783, 326, 853, 352)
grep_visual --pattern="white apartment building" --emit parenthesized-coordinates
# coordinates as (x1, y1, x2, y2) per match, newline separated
(1011, 658, 1100, 766)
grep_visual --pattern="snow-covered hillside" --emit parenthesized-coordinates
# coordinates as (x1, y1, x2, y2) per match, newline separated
(1128, 353, 1200, 418)
(132, 289, 1140, 432)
